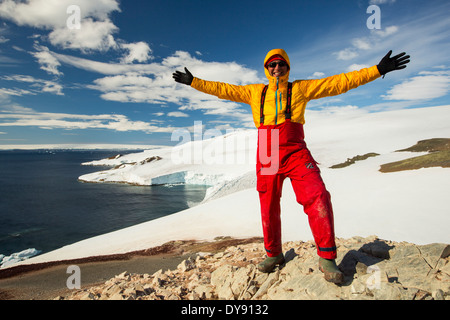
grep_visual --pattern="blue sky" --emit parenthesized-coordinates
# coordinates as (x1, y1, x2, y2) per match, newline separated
(0, 0, 449, 147)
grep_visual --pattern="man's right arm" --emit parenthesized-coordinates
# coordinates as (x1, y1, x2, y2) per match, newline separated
(191, 77, 253, 105)
(173, 67, 253, 105)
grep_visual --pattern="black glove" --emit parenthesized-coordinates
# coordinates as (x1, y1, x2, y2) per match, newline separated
(377, 50, 410, 76)
(173, 67, 194, 85)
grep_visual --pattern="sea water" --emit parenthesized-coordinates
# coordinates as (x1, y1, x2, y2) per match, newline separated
(0, 150, 208, 265)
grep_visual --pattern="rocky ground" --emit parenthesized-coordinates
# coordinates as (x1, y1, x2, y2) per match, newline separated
(56, 235, 449, 300)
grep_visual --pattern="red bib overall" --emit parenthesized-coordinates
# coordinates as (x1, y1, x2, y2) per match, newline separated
(256, 85, 337, 260)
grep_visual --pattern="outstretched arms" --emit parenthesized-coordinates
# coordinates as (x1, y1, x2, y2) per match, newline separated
(377, 50, 410, 76)
(172, 50, 410, 85)
(172, 67, 194, 85)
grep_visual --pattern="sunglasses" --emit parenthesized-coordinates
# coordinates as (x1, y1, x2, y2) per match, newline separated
(267, 61, 287, 68)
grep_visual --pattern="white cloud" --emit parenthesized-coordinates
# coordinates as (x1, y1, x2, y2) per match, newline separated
(347, 64, 370, 72)
(1, 74, 63, 96)
(352, 38, 371, 50)
(371, 26, 399, 38)
(0, 105, 35, 114)
(90, 73, 177, 104)
(120, 42, 152, 64)
(308, 105, 368, 118)
(48, 18, 118, 52)
(308, 72, 325, 79)
(0, 0, 119, 28)
(0, 0, 120, 52)
(0, 0, 133, 75)
(0, 108, 176, 133)
(369, 0, 396, 5)
(49, 50, 259, 125)
(30, 45, 62, 76)
(52, 51, 165, 75)
(334, 26, 398, 62)
(36, 50, 260, 127)
(178, 98, 252, 126)
(334, 48, 359, 61)
(161, 50, 262, 85)
(168, 111, 189, 118)
(7, 2, 151, 75)
(92, 74, 154, 90)
(0, 88, 35, 97)
(383, 70, 450, 101)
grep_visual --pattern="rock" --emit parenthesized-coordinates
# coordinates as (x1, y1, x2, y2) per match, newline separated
(79, 292, 96, 300)
(116, 271, 131, 281)
(418, 243, 450, 267)
(432, 289, 445, 300)
(178, 257, 195, 272)
(122, 287, 137, 299)
(211, 265, 236, 300)
(139, 156, 162, 165)
(108, 292, 124, 300)
(252, 270, 279, 300)
(104, 284, 122, 297)
(234, 265, 255, 297)
(194, 284, 215, 300)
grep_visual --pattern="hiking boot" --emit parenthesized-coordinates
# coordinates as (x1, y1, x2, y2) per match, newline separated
(319, 257, 344, 284)
(257, 253, 285, 273)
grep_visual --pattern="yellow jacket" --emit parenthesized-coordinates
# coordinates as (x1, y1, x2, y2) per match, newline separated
(191, 49, 381, 128)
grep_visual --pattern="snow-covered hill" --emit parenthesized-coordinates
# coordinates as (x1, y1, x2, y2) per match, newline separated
(9, 105, 450, 267)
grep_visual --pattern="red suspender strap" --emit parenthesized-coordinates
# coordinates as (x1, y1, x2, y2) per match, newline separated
(260, 85, 268, 125)
(259, 82, 292, 125)
(285, 82, 292, 120)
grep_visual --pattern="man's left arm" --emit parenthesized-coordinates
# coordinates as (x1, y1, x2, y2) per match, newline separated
(300, 50, 410, 101)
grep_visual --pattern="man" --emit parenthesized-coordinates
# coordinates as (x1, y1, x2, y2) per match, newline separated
(173, 49, 409, 283)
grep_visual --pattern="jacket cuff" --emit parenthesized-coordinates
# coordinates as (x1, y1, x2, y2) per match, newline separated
(191, 77, 201, 89)
(370, 65, 382, 79)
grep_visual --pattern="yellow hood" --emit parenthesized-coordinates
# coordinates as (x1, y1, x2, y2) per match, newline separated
(264, 48, 291, 87)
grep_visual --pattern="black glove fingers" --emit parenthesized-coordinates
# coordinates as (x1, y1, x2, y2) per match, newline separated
(383, 50, 393, 60)
(378, 50, 410, 75)
(396, 59, 410, 66)
(391, 52, 406, 60)
(396, 55, 410, 64)
(172, 68, 194, 85)
(172, 72, 185, 83)
(394, 54, 410, 70)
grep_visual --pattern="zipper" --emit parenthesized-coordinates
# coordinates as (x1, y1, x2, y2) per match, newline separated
(274, 78, 284, 125)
